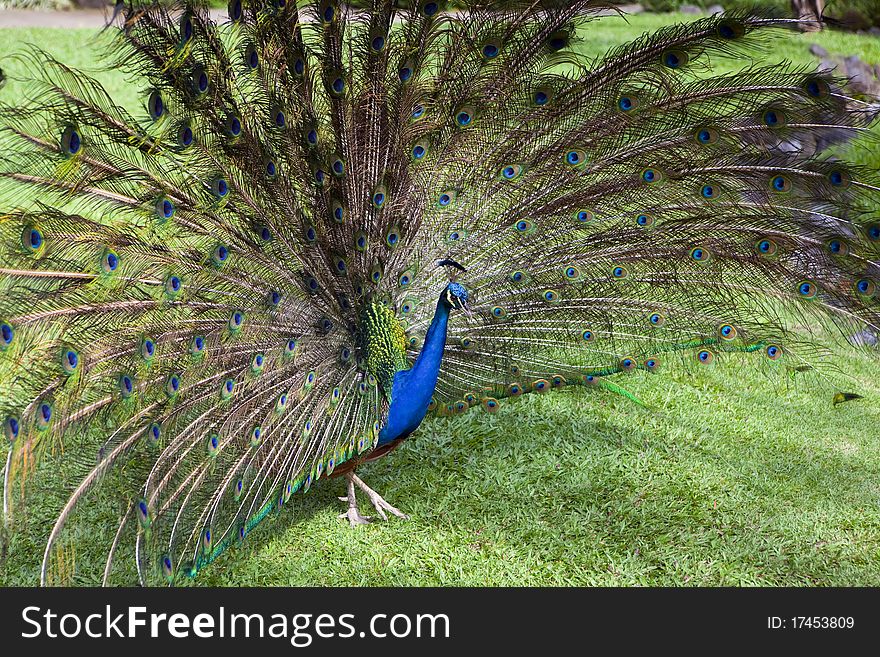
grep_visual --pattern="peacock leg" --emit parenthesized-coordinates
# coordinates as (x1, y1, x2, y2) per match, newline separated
(338, 473, 372, 527)
(349, 472, 409, 522)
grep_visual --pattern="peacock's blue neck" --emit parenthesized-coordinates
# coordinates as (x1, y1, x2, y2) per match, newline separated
(377, 296, 450, 445)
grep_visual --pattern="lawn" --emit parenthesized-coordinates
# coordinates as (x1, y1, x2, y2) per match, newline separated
(1, 12, 879, 587)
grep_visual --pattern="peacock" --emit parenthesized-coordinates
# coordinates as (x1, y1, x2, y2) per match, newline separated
(0, 0, 878, 586)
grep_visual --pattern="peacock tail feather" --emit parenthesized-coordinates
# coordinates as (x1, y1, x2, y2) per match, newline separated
(0, 1, 877, 585)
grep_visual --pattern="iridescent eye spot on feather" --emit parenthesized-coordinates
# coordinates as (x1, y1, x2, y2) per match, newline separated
(250, 426, 262, 447)
(314, 167, 326, 186)
(333, 254, 349, 275)
(532, 379, 549, 393)
(229, 309, 245, 331)
(304, 224, 318, 244)
(649, 313, 665, 327)
(481, 41, 501, 59)
(276, 394, 289, 413)
(762, 109, 786, 128)
(583, 374, 600, 386)
(370, 263, 383, 285)
(228, 0, 242, 21)
(620, 357, 636, 371)
(385, 226, 401, 248)
(211, 178, 229, 198)
(700, 184, 720, 199)
(245, 45, 259, 70)
(510, 270, 526, 283)
(119, 374, 135, 398)
(641, 168, 661, 183)
(491, 306, 507, 320)
(155, 197, 175, 222)
(513, 219, 535, 235)
(192, 66, 209, 95)
(147, 422, 161, 445)
(803, 76, 830, 99)
(329, 75, 345, 96)
(756, 238, 778, 257)
(136, 499, 150, 528)
(636, 213, 655, 227)
(371, 33, 386, 51)
(455, 106, 474, 128)
(177, 123, 194, 148)
(855, 278, 876, 298)
(225, 115, 242, 138)
(221, 379, 234, 400)
(483, 398, 500, 413)
(61, 126, 81, 156)
(139, 337, 155, 361)
(828, 169, 851, 188)
(548, 30, 570, 51)
(438, 191, 456, 207)
(61, 348, 79, 374)
(354, 231, 368, 252)
(399, 62, 414, 82)
(180, 13, 193, 43)
(576, 209, 594, 223)
(868, 225, 880, 241)
(644, 358, 660, 372)
(411, 103, 426, 120)
(765, 345, 782, 360)
(285, 339, 297, 357)
(273, 107, 286, 128)
(320, 0, 335, 22)
(265, 159, 278, 179)
(0, 321, 13, 349)
(611, 265, 629, 279)
(507, 383, 523, 396)
(36, 402, 53, 431)
(661, 49, 688, 69)
(399, 269, 414, 287)
(165, 274, 182, 297)
(533, 88, 552, 106)
(459, 336, 476, 350)
(212, 244, 230, 267)
(252, 353, 265, 373)
(690, 247, 711, 263)
(565, 149, 587, 168)
(372, 185, 387, 209)
(165, 373, 181, 397)
(190, 335, 205, 356)
(695, 127, 718, 145)
(770, 175, 791, 193)
(697, 350, 714, 365)
(147, 91, 164, 120)
(618, 95, 638, 112)
(827, 239, 849, 256)
(581, 329, 594, 342)
(797, 280, 817, 299)
(22, 224, 44, 254)
(207, 434, 220, 458)
(101, 249, 120, 274)
(716, 18, 745, 39)
(339, 346, 353, 364)
(500, 164, 524, 180)
(400, 298, 417, 315)
(331, 199, 346, 224)
(718, 323, 737, 341)
(411, 140, 429, 161)
(542, 289, 560, 303)
(563, 265, 581, 281)
(420, 0, 439, 16)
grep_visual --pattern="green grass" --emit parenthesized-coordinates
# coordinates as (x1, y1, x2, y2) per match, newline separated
(1, 13, 879, 586)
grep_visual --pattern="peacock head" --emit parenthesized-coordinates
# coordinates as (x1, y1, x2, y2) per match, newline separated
(443, 282, 472, 315)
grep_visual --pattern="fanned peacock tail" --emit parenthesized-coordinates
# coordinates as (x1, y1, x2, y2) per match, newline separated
(0, 1, 877, 585)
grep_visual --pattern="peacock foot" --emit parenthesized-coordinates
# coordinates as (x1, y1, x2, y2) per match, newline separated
(337, 472, 409, 527)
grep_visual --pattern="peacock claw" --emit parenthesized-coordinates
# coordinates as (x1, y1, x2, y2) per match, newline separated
(350, 472, 409, 521)
(337, 472, 408, 527)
